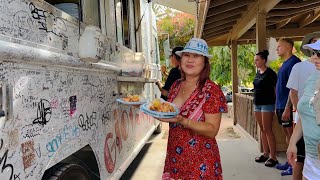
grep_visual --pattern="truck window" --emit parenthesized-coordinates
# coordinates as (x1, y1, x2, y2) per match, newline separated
(115, 0, 124, 44)
(154, 35, 160, 64)
(44, 0, 81, 20)
(45, 0, 101, 28)
(115, 0, 136, 50)
(82, 0, 101, 28)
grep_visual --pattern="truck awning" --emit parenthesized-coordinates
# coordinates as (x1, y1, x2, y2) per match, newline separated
(153, 0, 196, 16)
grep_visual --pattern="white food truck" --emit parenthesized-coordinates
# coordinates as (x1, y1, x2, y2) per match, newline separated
(0, 0, 162, 179)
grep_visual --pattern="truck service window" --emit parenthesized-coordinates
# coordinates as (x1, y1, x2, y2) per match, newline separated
(45, 0, 101, 28)
(115, 0, 136, 50)
(45, 0, 81, 20)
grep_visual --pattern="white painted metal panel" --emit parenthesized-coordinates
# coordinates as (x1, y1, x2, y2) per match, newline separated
(0, 0, 160, 180)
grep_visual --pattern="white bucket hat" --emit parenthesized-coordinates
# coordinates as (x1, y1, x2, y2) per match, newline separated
(175, 38, 213, 59)
(300, 32, 320, 57)
(303, 39, 320, 51)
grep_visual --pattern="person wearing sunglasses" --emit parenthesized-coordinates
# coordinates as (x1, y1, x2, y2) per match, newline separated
(287, 39, 320, 180)
(286, 32, 320, 179)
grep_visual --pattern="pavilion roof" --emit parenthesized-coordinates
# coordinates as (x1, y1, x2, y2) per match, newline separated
(195, 0, 320, 46)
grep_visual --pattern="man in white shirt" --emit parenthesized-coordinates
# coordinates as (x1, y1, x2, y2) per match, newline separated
(286, 32, 320, 178)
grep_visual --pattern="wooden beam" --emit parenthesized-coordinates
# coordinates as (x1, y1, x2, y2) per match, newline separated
(230, 0, 281, 41)
(299, 9, 320, 27)
(210, 0, 237, 8)
(231, 41, 238, 125)
(276, 18, 291, 29)
(268, 3, 320, 17)
(267, 10, 313, 22)
(203, 30, 230, 39)
(46, 0, 78, 4)
(206, 36, 306, 47)
(207, 39, 260, 46)
(206, 6, 246, 22)
(273, 0, 320, 9)
(205, 14, 242, 26)
(195, 0, 211, 38)
(269, 27, 320, 38)
(203, 26, 232, 37)
(240, 26, 320, 40)
(204, 19, 237, 30)
(256, 13, 267, 52)
(206, 0, 253, 17)
(206, 40, 228, 46)
(204, 25, 234, 36)
(267, 11, 312, 28)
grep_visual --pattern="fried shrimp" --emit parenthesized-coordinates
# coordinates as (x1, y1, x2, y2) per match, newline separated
(122, 95, 140, 102)
(150, 99, 175, 112)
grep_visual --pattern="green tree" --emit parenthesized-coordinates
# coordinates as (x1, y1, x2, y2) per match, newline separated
(209, 45, 256, 87)
(238, 45, 256, 86)
(155, 7, 307, 87)
(269, 41, 304, 73)
(209, 46, 231, 87)
(157, 12, 195, 64)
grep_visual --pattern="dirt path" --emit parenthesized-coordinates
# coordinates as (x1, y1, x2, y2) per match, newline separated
(216, 114, 241, 139)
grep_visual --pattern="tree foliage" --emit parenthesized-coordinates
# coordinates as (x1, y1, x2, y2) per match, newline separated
(155, 7, 306, 88)
(156, 12, 195, 64)
(269, 41, 304, 73)
(209, 45, 256, 87)
(209, 47, 231, 86)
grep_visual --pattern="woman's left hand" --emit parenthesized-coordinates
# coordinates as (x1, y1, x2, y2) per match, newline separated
(155, 115, 184, 123)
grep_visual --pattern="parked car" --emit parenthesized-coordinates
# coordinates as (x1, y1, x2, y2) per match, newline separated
(239, 86, 254, 93)
(225, 91, 232, 103)
(221, 86, 232, 103)
(220, 86, 253, 103)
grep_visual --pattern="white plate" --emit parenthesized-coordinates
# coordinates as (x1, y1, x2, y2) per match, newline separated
(140, 102, 179, 118)
(140, 106, 177, 119)
(116, 98, 146, 105)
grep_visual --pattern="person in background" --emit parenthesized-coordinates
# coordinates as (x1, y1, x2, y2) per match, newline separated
(287, 39, 320, 180)
(253, 50, 278, 167)
(275, 38, 301, 176)
(156, 46, 184, 101)
(160, 64, 169, 82)
(157, 38, 227, 179)
(286, 32, 320, 180)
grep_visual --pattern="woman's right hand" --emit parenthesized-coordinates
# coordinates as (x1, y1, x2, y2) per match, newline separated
(287, 143, 297, 166)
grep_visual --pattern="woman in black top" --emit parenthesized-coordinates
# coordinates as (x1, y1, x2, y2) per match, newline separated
(156, 46, 183, 101)
(253, 50, 279, 167)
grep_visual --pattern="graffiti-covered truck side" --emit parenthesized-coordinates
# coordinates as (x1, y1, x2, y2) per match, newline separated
(0, 0, 161, 179)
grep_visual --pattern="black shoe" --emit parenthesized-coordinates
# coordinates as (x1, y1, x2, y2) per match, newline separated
(255, 155, 269, 163)
(265, 158, 279, 167)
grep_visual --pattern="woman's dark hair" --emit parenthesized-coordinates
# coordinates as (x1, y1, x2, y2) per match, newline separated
(172, 46, 184, 61)
(256, 50, 269, 61)
(180, 57, 210, 90)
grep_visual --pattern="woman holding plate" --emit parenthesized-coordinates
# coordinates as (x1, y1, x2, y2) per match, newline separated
(158, 38, 227, 180)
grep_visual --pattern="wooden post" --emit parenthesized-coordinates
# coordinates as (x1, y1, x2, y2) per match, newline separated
(256, 13, 267, 52)
(256, 13, 267, 152)
(231, 41, 238, 125)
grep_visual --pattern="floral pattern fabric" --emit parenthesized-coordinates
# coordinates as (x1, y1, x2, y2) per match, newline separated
(162, 79, 227, 180)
